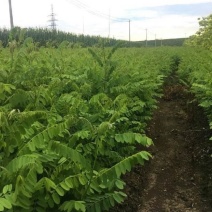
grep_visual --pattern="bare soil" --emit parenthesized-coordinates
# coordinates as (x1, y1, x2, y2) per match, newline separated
(112, 75, 212, 212)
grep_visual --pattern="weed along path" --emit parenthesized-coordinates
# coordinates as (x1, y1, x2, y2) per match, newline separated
(113, 75, 212, 212)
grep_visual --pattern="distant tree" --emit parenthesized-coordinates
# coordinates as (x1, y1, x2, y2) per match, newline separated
(184, 14, 212, 49)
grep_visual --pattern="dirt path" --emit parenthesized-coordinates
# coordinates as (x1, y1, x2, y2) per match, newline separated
(138, 85, 210, 212)
(113, 76, 212, 212)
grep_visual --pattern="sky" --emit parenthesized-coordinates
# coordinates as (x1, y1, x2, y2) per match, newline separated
(1, 0, 212, 41)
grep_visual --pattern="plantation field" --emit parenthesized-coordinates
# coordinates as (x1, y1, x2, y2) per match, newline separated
(0, 41, 212, 211)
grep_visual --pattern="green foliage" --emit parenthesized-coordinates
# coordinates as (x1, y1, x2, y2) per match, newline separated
(9, 27, 26, 45)
(0, 43, 174, 211)
(178, 47, 212, 140)
(184, 14, 212, 49)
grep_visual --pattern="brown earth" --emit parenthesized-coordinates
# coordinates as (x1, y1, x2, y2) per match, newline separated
(112, 75, 212, 212)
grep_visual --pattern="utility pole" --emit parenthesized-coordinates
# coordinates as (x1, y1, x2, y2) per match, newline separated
(161, 38, 163, 46)
(108, 9, 110, 38)
(145, 28, 148, 47)
(8, 0, 14, 29)
(129, 20, 131, 42)
(155, 34, 156, 47)
(83, 16, 84, 34)
(48, 4, 57, 30)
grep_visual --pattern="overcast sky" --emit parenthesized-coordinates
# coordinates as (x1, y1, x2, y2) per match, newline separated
(1, 0, 212, 41)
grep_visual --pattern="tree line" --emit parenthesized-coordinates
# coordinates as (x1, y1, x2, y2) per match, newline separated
(0, 27, 187, 48)
(0, 27, 121, 48)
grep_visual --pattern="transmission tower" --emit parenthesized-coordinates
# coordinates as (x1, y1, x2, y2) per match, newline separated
(48, 4, 57, 30)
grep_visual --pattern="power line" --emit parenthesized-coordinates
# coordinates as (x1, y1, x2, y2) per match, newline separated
(54, 0, 163, 42)
(65, 0, 164, 42)
(65, 0, 128, 22)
